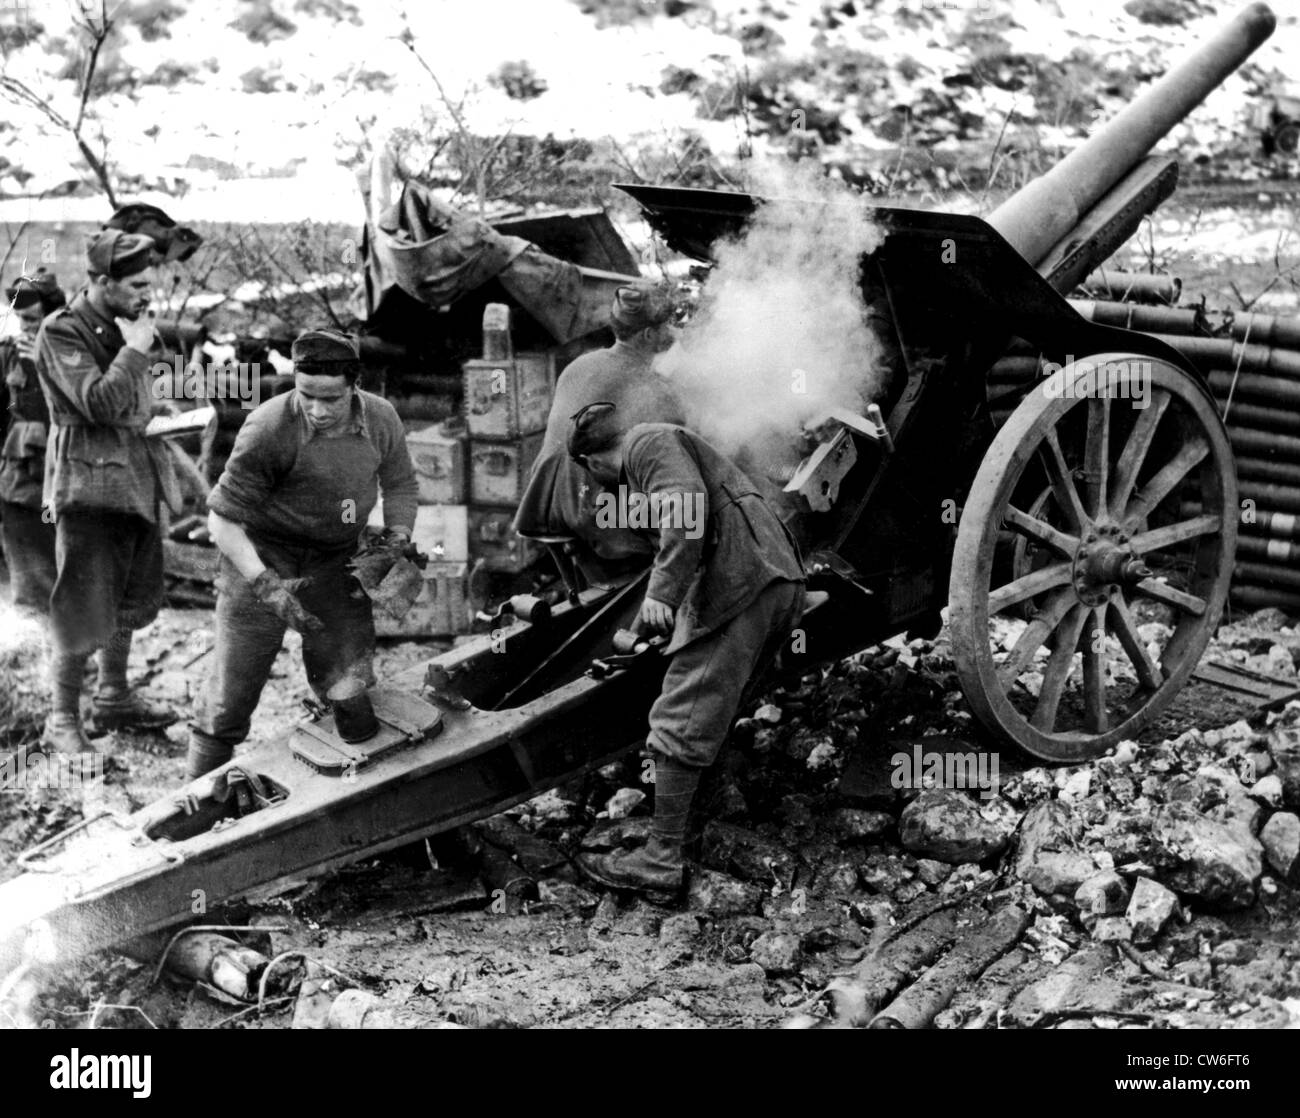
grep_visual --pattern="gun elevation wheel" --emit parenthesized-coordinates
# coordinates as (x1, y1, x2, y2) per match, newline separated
(950, 354, 1236, 762)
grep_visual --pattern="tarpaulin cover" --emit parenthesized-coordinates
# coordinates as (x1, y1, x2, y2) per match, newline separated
(364, 175, 595, 343)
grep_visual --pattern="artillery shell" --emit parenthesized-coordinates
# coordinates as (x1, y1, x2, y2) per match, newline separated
(1068, 298, 1202, 334)
(1235, 457, 1300, 488)
(1229, 310, 1300, 350)
(1230, 585, 1300, 613)
(1238, 535, 1300, 564)
(1236, 561, 1300, 592)
(1078, 270, 1181, 305)
(1156, 335, 1300, 378)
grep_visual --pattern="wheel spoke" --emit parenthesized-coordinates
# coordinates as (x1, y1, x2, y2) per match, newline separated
(1039, 429, 1088, 531)
(997, 588, 1076, 690)
(1081, 606, 1109, 733)
(1031, 604, 1089, 732)
(1109, 389, 1170, 519)
(1003, 504, 1077, 559)
(1130, 513, 1222, 555)
(1107, 594, 1164, 690)
(988, 562, 1073, 615)
(1123, 437, 1209, 529)
(1134, 577, 1206, 616)
(1083, 396, 1110, 519)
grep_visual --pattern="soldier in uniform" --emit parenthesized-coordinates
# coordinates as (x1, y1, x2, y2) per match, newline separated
(516, 284, 686, 582)
(568, 404, 806, 899)
(36, 231, 181, 753)
(185, 330, 419, 780)
(1, 269, 65, 613)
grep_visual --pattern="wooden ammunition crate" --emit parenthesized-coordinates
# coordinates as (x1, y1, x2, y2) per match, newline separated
(410, 504, 468, 562)
(468, 507, 542, 573)
(462, 353, 556, 439)
(407, 423, 467, 505)
(374, 561, 472, 637)
(468, 433, 543, 508)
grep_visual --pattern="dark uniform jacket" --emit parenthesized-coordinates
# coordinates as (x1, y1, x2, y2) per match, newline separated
(0, 338, 50, 508)
(35, 294, 179, 522)
(620, 423, 804, 653)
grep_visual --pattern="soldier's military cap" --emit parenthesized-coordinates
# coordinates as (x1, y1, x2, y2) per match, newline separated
(105, 203, 203, 263)
(610, 284, 675, 330)
(86, 229, 157, 279)
(5, 267, 65, 310)
(567, 400, 623, 460)
(292, 329, 361, 369)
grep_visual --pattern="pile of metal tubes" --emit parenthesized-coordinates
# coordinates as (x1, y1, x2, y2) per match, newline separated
(987, 268, 1300, 616)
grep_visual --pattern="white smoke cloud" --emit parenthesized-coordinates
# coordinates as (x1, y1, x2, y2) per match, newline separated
(654, 162, 886, 484)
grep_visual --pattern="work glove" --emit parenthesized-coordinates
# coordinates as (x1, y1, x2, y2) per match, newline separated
(251, 569, 323, 633)
(349, 527, 425, 620)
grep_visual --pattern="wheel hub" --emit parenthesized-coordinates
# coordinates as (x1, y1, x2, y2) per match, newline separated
(1072, 524, 1150, 606)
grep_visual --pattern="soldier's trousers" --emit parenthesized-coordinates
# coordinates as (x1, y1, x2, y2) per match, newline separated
(0, 501, 55, 613)
(647, 579, 803, 769)
(50, 510, 163, 656)
(189, 541, 375, 761)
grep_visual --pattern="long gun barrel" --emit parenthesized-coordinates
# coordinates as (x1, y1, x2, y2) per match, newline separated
(989, 2, 1276, 267)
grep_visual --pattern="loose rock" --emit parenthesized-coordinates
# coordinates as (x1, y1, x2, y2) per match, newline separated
(1015, 801, 1096, 897)
(1126, 877, 1179, 943)
(749, 931, 804, 975)
(1092, 916, 1133, 943)
(1075, 870, 1130, 921)
(1269, 728, 1300, 809)
(1150, 803, 1262, 910)
(899, 789, 1009, 864)
(688, 868, 763, 916)
(605, 788, 646, 819)
(1260, 812, 1300, 884)
(825, 806, 892, 843)
(701, 821, 798, 884)
(1249, 774, 1283, 808)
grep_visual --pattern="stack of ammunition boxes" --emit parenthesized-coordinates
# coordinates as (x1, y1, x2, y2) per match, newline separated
(462, 306, 554, 574)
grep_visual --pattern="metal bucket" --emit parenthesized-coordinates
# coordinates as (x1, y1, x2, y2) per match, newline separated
(328, 678, 379, 743)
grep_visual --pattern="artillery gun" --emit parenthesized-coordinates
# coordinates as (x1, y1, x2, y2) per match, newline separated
(0, 3, 1276, 978)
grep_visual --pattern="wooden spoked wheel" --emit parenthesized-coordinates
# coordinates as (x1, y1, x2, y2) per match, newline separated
(950, 354, 1237, 762)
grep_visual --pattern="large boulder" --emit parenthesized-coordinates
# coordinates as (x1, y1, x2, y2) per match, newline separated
(899, 789, 1009, 865)
(1150, 803, 1262, 910)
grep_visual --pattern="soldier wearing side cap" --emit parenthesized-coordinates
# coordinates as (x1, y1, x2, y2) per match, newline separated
(567, 403, 806, 900)
(1, 269, 66, 613)
(516, 283, 686, 581)
(35, 230, 183, 754)
(185, 329, 419, 780)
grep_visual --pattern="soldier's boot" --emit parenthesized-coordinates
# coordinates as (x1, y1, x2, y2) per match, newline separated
(578, 754, 701, 904)
(90, 691, 179, 733)
(44, 651, 91, 754)
(89, 629, 177, 733)
(41, 712, 92, 755)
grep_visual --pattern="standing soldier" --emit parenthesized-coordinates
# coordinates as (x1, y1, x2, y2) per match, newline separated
(185, 330, 419, 780)
(567, 404, 806, 899)
(36, 231, 180, 753)
(1, 269, 65, 614)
